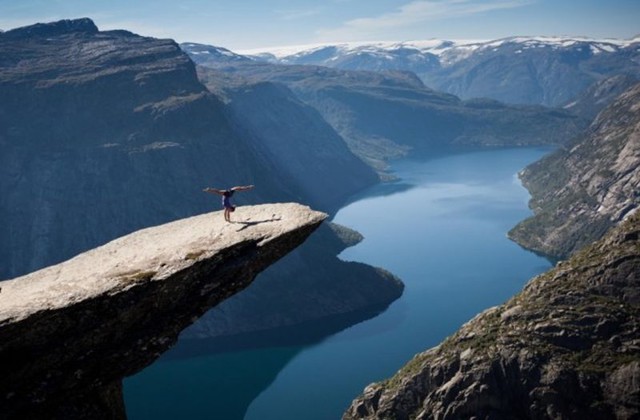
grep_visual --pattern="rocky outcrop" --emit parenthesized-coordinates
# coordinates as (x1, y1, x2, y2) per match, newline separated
(564, 74, 639, 121)
(345, 211, 640, 420)
(509, 82, 640, 259)
(0, 203, 325, 419)
(182, 222, 404, 339)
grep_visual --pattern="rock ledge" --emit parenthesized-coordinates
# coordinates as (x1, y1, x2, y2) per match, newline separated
(0, 203, 326, 419)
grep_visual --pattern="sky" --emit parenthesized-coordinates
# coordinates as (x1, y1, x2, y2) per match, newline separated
(0, 0, 638, 52)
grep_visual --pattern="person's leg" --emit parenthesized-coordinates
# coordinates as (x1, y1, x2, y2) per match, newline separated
(224, 207, 231, 222)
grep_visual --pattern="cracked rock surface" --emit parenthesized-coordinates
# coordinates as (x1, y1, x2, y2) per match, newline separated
(0, 203, 325, 419)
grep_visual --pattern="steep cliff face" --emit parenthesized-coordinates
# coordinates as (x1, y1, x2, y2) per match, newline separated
(346, 212, 640, 420)
(0, 18, 287, 279)
(0, 20, 404, 395)
(0, 18, 377, 278)
(509, 82, 640, 259)
(0, 203, 326, 419)
(0, 18, 209, 149)
(564, 74, 639, 121)
(197, 69, 379, 210)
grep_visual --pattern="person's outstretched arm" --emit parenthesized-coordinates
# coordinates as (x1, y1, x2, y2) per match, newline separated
(203, 187, 225, 195)
(231, 185, 254, 192)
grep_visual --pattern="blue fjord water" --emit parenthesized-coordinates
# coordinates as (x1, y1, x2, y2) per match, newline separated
(125, 147, 553, 419)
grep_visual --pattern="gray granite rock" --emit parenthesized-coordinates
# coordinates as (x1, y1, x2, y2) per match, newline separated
(346, 212, 640, 420)
(509, 82, 640, 260)
(0, 203, 325, 419)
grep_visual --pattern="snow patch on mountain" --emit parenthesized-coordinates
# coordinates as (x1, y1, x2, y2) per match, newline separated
(239, 39, 483, 60)
(180, 42, 251, 61)
(237, 35, 640, 67)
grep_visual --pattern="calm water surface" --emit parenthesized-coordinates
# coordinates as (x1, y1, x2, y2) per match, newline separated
(125, 147, 552, 419)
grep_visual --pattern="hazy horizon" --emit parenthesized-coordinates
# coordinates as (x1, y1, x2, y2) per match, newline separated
(1, 0, 638, 51)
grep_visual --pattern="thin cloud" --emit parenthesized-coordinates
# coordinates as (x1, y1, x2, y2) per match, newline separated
(317, 0, 534, 40)
(276, 7, 323, 21)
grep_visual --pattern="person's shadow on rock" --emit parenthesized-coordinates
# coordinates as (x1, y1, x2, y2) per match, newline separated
(235, 217, 282, 231)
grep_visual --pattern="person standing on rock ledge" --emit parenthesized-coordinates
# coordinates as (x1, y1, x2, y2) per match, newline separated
(203, 185, 254, 223)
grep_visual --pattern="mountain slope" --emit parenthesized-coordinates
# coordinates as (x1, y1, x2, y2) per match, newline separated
(429, 37, 640, 107)
(563, 74, 639, 121)
(244, 36, 640, 107)
(0, 18, 272, 278)
(0, 19, 374, 277)
(509, 82, 640, 259)
(196, 68, 379, 209)
(346, 210, 640, 420)
(185, 54, 584, 173)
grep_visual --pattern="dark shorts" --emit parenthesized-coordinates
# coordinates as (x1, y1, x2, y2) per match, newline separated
(222, 190, 235, 210)
(223, 200, 235, 211)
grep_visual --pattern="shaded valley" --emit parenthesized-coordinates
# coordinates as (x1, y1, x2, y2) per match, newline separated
(187, 53, 585, 175)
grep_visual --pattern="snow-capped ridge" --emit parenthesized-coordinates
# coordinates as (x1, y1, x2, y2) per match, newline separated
(238, 35, 639, 66)
(179, 42, 253, 62)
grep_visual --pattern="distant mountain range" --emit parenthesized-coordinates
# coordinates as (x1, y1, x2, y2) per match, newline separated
(185, 35, 640, 107)
(244, 36, 640, 68)
(181, 42, 252, 65)
(183, 44, 585, 175)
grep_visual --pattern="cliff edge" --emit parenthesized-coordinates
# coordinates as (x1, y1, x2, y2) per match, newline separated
(509, 82, 640, 260)
(346, 212, 640, 419)
(0, 203, 326, 419)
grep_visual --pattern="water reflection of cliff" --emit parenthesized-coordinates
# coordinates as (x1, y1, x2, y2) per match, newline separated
(124, 305, 390, 420)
